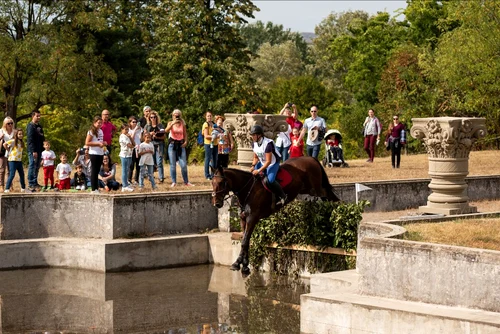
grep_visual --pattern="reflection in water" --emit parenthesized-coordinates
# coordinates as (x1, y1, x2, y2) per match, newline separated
(0, 265, 308, 333)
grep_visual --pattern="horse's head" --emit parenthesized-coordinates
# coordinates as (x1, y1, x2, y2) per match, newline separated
(211, 166, 228, 208)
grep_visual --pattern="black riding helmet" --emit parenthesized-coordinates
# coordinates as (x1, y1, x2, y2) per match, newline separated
(249, 125, 264, 135)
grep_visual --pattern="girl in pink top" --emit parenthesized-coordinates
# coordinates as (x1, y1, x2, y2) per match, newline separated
(166, 109, 193, 187)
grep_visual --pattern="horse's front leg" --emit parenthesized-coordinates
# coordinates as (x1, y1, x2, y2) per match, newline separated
(239, 210, 247, 233)
(239, 215, 257, 275)
(231, 210, 248, 271)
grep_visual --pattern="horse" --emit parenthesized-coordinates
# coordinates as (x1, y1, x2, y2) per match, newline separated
(211, 156, 340, 275)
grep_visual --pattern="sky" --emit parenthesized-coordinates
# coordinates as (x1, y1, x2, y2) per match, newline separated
(250, 1, 407, 33)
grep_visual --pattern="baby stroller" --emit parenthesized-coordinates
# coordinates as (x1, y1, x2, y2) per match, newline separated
(322, 129, 349, 168)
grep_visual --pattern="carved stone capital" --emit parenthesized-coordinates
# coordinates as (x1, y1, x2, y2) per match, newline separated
(410, 117, 486, 159)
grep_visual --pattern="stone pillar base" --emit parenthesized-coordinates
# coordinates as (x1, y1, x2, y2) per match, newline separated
(418, 203, 477, 216)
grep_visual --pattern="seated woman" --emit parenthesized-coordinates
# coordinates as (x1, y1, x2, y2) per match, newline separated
(99, 155, 120, 191)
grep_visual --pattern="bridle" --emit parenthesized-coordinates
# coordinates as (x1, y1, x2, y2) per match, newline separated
(211, 172, 258, 207)
(211, 174, 229, 198)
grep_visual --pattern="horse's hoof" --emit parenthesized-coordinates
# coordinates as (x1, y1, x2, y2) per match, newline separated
(241, 266, 251, 275)
(230, 262, 241, 271)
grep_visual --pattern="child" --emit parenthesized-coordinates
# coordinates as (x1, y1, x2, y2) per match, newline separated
(3, 129, 29, 193)
(73, 164, 87, 190)
(289, 127, 304, 158)
(138, 132, 156, 190)
(55, 153, 72, 190)
(41, 140, 56, 190)
(326, 134, 345, 163)
(119, 124, 135, 192)
(210, 123, 222, 149)
(214, 115, 233, 168)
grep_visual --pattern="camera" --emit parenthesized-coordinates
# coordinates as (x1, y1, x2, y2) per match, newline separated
(175, 115, 180, 120)
(287, 102, 293, 108)
(78, 148, 85, 155)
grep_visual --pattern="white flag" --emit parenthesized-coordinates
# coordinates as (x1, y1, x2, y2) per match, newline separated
(355, 183, 372, 204)
(355, 183, 372, 192)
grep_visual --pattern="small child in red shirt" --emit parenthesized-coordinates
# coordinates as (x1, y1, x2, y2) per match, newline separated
(55, 153, 72, 190)
(289, 127, 304, 158)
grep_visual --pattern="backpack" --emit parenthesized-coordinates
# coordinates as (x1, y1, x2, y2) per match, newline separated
(197, 130, 204, 146)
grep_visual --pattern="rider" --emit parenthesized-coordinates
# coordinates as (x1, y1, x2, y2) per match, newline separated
(249, 125, 287, 206)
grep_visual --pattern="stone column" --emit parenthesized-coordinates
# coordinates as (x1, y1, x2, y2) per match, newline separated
(410, 117, 486, 215)
(223, 113, 288, 167)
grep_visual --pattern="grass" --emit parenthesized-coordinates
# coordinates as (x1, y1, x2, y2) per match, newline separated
(1, 150, 498, 193)
(403, 218, 500, 251)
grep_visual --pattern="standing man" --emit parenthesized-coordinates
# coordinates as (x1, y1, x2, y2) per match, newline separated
(298, 105, 326, 159)
(363, 109, 382, 163)
(27, 110, 45, 190)
(101, 109, 116, 154)
(139, 106, 151, 128)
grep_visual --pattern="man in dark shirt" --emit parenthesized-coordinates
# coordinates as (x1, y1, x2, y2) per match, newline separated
(27, 111, 45, 190)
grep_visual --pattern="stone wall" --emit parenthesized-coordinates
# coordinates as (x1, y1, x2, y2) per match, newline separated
(357, 219, 500, 313)
(0, 191, 218, 240)
(333, 175, 500, 212)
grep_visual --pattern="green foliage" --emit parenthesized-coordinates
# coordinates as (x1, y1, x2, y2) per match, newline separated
(404, 0, 451, 48)
(139, 0, 258, 150)
(250, 41, 305, 88)
(239, 20, 309, 62)
(0, 0, 116, 121)
(245, 200, 368, 275)
(420, 0, 500, 142)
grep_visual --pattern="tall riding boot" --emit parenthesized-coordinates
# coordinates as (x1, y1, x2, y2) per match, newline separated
(267, 179, 287, 206)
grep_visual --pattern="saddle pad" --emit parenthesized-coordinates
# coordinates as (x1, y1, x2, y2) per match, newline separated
(262, 168, 293, 191)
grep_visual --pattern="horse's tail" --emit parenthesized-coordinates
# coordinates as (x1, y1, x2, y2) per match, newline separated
(316, 158, 340, 202)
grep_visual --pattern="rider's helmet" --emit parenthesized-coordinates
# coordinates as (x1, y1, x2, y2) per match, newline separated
(249, 125, 264, 135)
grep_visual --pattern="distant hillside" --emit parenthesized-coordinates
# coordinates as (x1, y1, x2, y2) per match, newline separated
(301, 32, 316, 44)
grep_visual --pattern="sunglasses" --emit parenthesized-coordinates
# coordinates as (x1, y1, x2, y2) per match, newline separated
(150, 116, 157, 119)
(393, 117, 399, 120)
(7, 122, 13, 125)
(131, 121, 137, 123)
(310, 110, 317, 113)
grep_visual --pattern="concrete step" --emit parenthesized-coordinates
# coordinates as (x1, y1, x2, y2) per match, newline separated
(0, 235, 209, 272)
(301, 290, 500, 334)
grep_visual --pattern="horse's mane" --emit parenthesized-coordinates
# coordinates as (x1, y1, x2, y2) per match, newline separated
(223, 167, 252, 178)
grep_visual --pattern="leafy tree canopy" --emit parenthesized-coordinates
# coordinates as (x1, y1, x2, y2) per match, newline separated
(238, 20, 309, 62)
(0, 0, 116, 122)
(139, 0, 259, 145)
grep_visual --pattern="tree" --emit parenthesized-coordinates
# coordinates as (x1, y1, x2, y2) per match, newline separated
(404, 0, 456, 49)
(328, 12, 408, 106)
(309, 10, 369, 92)
(92, 0, 156, 116)
(250, 41, 304, 88)
(421, 0, 500, 140)
(0, 1, 115, 122)
(239, 20, 309, 62)
(139, 0, 259, 138)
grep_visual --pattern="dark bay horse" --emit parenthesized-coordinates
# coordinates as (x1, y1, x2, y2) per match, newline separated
(211, 156, 340, 275)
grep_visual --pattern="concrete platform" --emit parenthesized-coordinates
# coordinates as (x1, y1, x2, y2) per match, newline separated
(301, 269, 500, 334)
(0, 234, 211, 272)
(301, 290, 500, 334)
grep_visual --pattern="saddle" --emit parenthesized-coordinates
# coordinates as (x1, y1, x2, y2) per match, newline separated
(261, 167, 292, 192)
